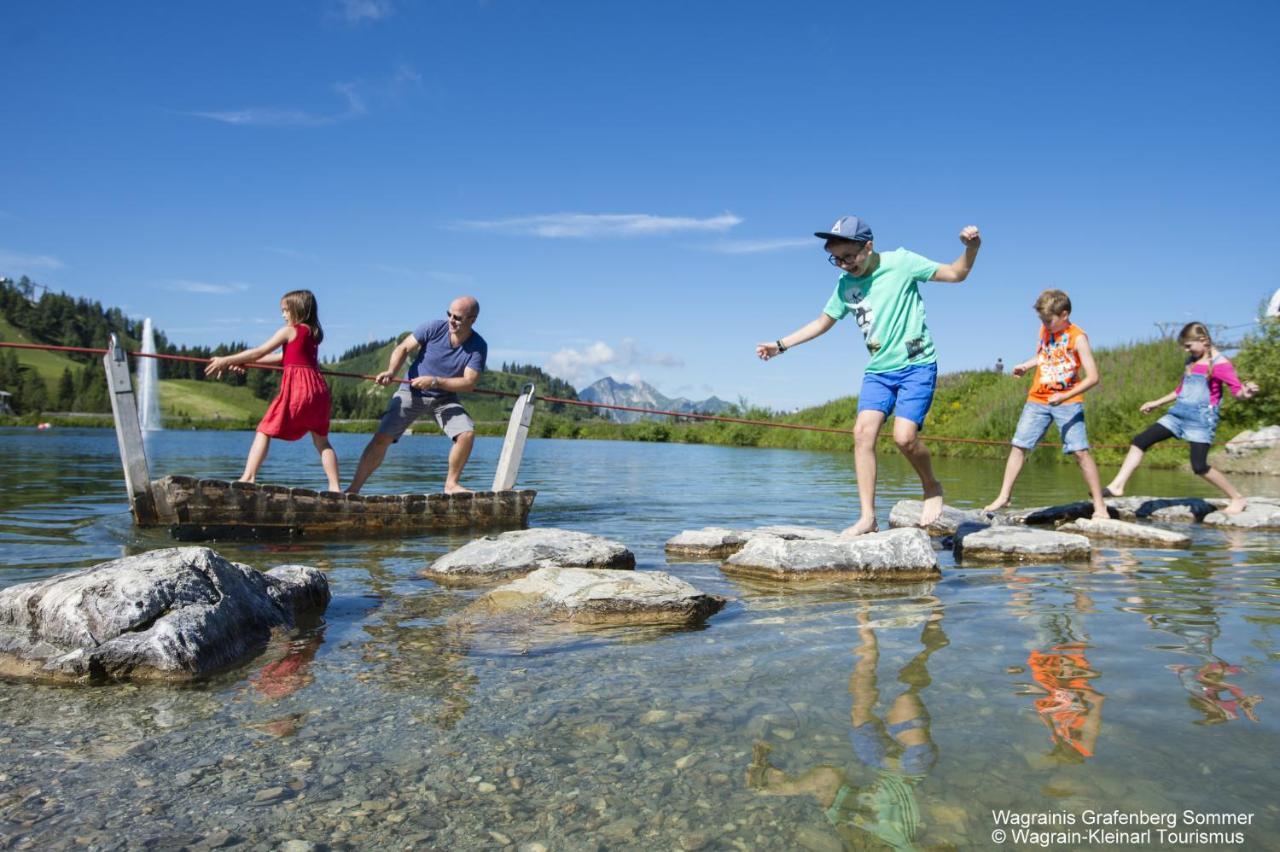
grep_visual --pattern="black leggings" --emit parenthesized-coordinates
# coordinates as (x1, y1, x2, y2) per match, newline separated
(1131, 423, 1211, 475)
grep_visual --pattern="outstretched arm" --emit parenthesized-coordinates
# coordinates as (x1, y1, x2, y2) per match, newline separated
(1047, 334, 1100, 405)
(756, 314, 836, 361)
(204, 326, 293, 377)
(409, 366, 481, 393)
(374, 334, 422, 386)
(1140, 390, 1179, 414)
(1011, 355, 1038, 377)
(931, 225, 982, 283)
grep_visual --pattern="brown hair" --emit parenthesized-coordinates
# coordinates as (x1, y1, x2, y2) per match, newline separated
(1178, 321, 1213, 349)
(281, 289, 323, 344)
(1034, 289, 1072, 317)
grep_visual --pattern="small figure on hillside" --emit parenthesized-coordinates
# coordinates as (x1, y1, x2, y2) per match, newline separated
(994, 357, 1004, 374)
(205, 290, 339, 491)
(1102, 322, 1259, 514)
(983, 290, 1108, 519)
(756, 215, 982, 537)
(347, 296, 486, 495)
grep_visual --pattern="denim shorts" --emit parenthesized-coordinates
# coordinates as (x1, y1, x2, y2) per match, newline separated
(1012, 401, 1089, 454)
(857, 363, 938, 427)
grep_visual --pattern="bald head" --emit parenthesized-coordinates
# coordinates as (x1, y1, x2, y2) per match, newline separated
(451, 296, 479, 321)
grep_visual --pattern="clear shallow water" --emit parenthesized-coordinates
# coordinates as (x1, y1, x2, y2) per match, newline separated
(1, 427, 1278, 850)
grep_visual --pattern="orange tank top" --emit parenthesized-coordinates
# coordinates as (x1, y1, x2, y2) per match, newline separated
(1028, 322, 1086, 404)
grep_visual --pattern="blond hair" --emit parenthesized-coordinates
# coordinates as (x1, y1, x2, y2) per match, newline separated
(1034, 289, 1072, 317)
(281, 289, 323, 344)
(1178, 321, 1213, 349)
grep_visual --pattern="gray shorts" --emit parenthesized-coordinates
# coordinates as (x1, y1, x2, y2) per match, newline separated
(377, 388, 475, 442)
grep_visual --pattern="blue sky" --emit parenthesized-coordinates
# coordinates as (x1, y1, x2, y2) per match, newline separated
(4, 1, 1278, 410)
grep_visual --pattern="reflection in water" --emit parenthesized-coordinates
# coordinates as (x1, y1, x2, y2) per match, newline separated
(747, 598, 947, 850)
(1025, 643, 1104, 760)
(249, 633, 324, 702)
(1123, 574, 1264, 726)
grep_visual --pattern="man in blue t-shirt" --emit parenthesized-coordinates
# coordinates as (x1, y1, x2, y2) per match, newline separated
(347, 296, 488, 494)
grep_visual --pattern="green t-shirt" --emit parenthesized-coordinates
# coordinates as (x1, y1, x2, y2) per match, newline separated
(822, 248, 941, 373)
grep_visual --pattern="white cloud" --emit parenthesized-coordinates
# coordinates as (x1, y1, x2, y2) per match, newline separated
(185, 66, 419, 127)
(706, 237, 813, 254)
(454, 212, 743, 239)
(336, 0, 393, 23)
(0, 248, 64, 272)
(164, 279, 252, 295)
(544, 338, 683, 386)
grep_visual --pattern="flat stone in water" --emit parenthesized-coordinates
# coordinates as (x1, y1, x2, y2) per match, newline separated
(889, 500, 996, 535)
(721, 528, 939, 582)
(473, 567, 725, 626)
(423, 528, 635, 586)
(1203, 502, 1280, 529)
(1056, 518, 1191, 548)
(954, 526, 1092, 562)
(0, 546, 329, 683)
(665, 525, 836, 560)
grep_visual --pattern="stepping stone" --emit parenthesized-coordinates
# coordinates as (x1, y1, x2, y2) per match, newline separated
(473, 567, 726, 626)
(953, 526, 1091, 563)
(1110, 496, 1221, 522)
(423, 528, 635, 586)
(1057, 518, 1191, 548)
(889, 500, 996, 535)
(721, 528, 939, 582)
(0, 547, 329, 684)
(1203, 503, 1280, 529)
(665, 525, 837, 560)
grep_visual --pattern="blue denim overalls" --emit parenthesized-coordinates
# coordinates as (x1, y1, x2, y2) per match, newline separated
(1158, 357, 1220, 444)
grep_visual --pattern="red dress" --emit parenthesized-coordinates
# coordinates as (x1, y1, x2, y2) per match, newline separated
(257, 324, 331, 439)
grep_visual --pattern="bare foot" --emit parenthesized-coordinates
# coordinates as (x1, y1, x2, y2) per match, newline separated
(1090, 510, 1110, 521)
(839, 517, 879, 539)
(919, 485, 945, 527)
(444, 484, 474, 495)
(983, 496, 1010, 514)
(1102, 485, 1122, 498)
(1223, 497, 1248, 515)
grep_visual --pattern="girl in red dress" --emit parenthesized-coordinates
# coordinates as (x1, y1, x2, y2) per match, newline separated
(205, 290, 339, 491)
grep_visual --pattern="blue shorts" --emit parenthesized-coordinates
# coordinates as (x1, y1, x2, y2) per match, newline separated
(1012, 401, 1089, 454)
(857, 363, 938, 427)
(850, 718, 937, 777)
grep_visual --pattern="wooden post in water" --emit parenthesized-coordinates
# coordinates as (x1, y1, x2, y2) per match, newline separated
(492, 383, 536, 492)
(103, 334, 158, 524)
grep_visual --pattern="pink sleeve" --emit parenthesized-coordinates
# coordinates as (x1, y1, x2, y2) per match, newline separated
(1213, 361, 1245, 396)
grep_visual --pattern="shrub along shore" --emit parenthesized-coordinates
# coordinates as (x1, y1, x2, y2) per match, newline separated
(8, 335, 1277, 471)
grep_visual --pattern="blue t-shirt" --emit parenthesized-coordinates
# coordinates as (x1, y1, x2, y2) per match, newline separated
(405, 319, 487, 400)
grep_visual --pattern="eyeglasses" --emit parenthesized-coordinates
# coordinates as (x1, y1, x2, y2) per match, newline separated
(446, 311, 473, 323)
(827, 252, 863, 268)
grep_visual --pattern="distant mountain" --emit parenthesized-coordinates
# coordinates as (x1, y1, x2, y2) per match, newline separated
(578, 376, 733, 423)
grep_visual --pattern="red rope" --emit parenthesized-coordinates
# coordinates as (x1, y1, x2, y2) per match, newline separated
(0, 339, 1268, 450)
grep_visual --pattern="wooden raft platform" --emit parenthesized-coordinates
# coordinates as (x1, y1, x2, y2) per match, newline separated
(149, 476, 537, 541)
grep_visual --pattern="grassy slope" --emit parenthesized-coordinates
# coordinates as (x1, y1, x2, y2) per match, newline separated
(0, 315, 87, 386)
(159, 379, 268, 420)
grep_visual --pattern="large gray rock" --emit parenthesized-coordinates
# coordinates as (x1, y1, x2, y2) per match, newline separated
(423, 528, 635, 585)
(1223, 425, 1280, 456)
(889, 500, 997, 536)
(1057, 518, 1191, 548)
(0, 547, 329, 684)
(473, 567, 725, 626)
(1203, 502, 1280, 529)
(665, 525, 837, 560)
(954, 526, 1092, 562)
(1106, 496, 1221, 522)
(721, 528, 939, 582)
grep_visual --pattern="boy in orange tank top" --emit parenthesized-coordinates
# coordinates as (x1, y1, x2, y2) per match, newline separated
(983, 290, 1109, 519)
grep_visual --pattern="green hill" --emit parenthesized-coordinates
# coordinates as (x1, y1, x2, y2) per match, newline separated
(0, 315, 87, 386)
(159, 379, 269, 421)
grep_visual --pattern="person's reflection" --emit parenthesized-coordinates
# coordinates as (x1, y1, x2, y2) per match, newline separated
(1143, 601, 1263, 726)
(746, 599, 947, 850)
(1025, 641, 1105, 759)
(250, 633, 324, 700)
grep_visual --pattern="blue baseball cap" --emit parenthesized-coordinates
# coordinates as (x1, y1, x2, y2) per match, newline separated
(815, 215, 873, 243)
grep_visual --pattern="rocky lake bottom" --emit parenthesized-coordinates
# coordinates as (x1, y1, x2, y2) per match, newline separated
(1, 429, 1278, 850)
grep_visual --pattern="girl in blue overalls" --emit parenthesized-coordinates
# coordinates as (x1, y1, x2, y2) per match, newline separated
(1103, 322, 1259, 513)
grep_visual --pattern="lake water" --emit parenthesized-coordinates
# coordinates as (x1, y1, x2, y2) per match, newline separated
(1, 427, 1278, 850)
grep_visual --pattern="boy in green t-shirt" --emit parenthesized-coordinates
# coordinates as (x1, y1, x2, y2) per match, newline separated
(757, 215, 981, 537)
